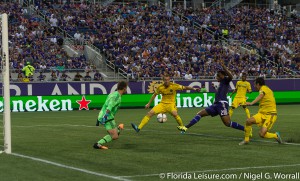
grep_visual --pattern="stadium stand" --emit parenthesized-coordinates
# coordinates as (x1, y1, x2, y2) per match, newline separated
(0, 2, 101, 82)
(2, 1, 299, 81)
(172, 4, 299, 74)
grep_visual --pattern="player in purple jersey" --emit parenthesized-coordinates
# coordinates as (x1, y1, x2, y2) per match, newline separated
(177, 61, 245, 133)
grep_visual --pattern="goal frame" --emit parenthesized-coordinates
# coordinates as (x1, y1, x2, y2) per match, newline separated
(2, 13, 11, 154)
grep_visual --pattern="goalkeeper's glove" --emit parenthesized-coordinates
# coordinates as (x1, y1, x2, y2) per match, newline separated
(100, 113, 109, 125)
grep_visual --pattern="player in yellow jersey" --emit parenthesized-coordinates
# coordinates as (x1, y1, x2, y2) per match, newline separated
(239, 77, 283, 145)
(131, 74, 199, 132)
(229, 73, 252, 118)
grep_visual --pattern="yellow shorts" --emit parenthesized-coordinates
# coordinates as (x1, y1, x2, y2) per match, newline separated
(152, 103, 177, 114)
(253, 112, 277, 130)
(232, 97, 247, 108)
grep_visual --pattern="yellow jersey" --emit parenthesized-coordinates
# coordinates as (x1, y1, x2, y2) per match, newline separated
(235, 80, 251, 98)
(155, 83, 184, 104)
(258, 85, 277, 114)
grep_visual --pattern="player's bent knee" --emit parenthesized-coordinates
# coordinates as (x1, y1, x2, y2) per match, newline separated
(222, 119, 231, 127)
(259, 133, 265, 138)
(171, 112, 178, 117)
(224, 122, 230, 127)
(112, 134, 119, 140)
(259, 130, 266, 138)
(198, 109, 208, 116)
(147, 111, 155, 117)
(246, 119, 252, 126)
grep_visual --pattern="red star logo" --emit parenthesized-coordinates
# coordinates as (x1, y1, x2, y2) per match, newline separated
(76, 96, 91, 110)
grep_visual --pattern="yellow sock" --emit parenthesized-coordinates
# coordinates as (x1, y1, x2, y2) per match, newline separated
(244, 108, 250, 118)
(175, 115, 183, 126)
(229, 108, 233, 117)
(244, 125, 252, 142)
(138, 115, 150, 129)
(264, 132, 277, 139)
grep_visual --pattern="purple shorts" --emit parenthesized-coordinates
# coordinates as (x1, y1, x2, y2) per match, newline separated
(205, 101, 229, 117)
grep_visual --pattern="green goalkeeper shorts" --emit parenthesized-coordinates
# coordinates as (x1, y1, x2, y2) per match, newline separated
(104, 119, 116, 130)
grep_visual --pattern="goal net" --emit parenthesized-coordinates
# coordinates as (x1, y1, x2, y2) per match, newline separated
(0, 13, 11, 154)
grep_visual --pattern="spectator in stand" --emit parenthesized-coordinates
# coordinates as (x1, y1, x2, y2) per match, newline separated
(74, 31, 81, 43)
(85, 63, 92, 73)
(74, 71, 83, 81)
(56, 62, 65, 72)
(83, 72, 92, 81)
(50, 70, 57, 81)
(17, 72, 24, 82)
(60, 71, 71, 81)
(13, 1, 298, 79)
(184, 70, 193, 80)
(37, 72, 46, 81)
(49, 15, 58, 28)
(94, 70, 103, 81)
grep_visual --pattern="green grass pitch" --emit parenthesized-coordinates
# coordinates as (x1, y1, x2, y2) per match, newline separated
(1, 104, 300, 181)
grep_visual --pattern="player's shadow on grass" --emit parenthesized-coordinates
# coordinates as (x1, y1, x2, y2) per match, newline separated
(285, 137, 300, 143)
(119, 144, 139, 149)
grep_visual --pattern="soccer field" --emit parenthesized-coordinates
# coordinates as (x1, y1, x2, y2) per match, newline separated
(1, 105, 300, 181)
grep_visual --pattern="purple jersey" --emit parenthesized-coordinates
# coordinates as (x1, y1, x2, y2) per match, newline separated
(215, 77, 231, 102)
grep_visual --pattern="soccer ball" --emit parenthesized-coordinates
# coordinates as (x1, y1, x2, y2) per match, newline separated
(157, 113, 167, 123)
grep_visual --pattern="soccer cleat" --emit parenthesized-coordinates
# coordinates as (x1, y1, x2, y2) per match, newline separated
(118, 123, 124, 130)
(131, 123, 140, 133)
(275, 132, 283, 144)
(177, 126, 188, 133)
(239, 140, 249, 145)
(93, 143, 108, 150)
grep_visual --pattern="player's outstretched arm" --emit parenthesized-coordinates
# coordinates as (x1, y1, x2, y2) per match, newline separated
(220, 61, 233, 80)
(230, 89, 237, 98)
(184, 86, 200, 92)
(246, 93, 264, 106)
(145, 93, 157, 109)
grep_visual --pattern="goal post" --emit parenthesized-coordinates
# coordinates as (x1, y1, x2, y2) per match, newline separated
(1, 13, 11, 154)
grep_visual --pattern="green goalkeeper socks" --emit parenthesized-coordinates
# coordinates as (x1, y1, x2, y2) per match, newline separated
(98, 135, 112, 145)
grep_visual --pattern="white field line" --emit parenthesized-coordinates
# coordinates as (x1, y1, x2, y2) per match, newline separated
(119, 163, 300, 178)
(13, 124, 300, 146)
(12, 115, 94, 119)
(14, 124, 95, 128)
(6, 124, 300, 180)
(9, 112, 300, 120)
(11, 153, 131, 181)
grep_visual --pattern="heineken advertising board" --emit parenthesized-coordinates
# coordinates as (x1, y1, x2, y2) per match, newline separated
(0, 91, 299, 112)
(2, 79, 300, 96)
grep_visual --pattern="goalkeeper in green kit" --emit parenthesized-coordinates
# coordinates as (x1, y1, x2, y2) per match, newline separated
(93, 81, 128, 150)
